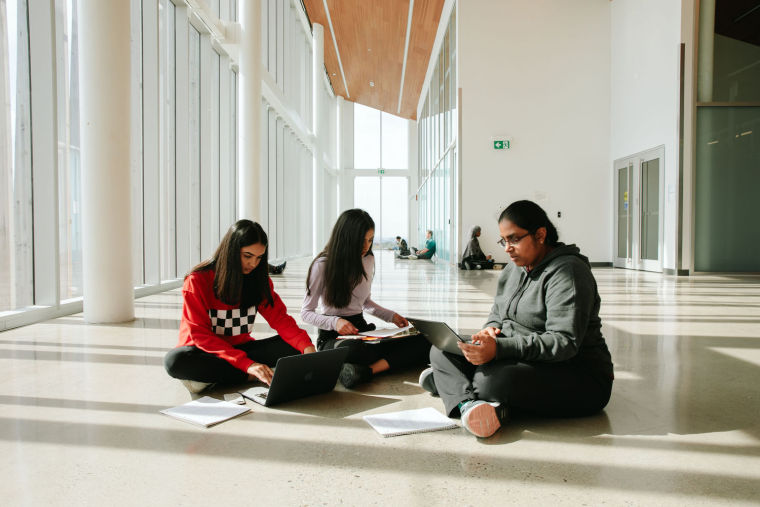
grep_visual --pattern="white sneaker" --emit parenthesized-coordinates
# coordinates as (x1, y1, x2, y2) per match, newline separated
(180, 379, 212, 394)
(460, 400, 505, 438)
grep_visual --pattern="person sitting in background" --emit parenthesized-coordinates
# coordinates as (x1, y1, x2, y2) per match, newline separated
(411, 230, 436, 259)
(268, 261, 287, 275)
(395, 236, 411, 257)
(460, 225, 494, 270)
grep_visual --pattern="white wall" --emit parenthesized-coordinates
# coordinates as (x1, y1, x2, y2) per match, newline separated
(458, 0, 612, 263)
(610, 0, 682, 270)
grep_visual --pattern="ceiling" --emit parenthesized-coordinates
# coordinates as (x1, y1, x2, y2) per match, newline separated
(302, 0, 445, 120)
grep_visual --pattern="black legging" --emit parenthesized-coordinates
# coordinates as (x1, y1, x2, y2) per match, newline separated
(461, 257, 495, 270)
(317, 313, 430, 371)
(430, 347, 612, 418)
(164, 335, 300, 385)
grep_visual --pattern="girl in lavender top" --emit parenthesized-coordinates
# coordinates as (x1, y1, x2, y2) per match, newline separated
(302, 209, 431, 388)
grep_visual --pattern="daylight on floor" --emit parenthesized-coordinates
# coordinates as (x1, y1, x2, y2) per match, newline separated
(1, 0, 759, 505)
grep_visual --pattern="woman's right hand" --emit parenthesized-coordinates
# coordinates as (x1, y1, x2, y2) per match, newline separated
(247, 362, 274, 385)
(336, 318, 359, 335)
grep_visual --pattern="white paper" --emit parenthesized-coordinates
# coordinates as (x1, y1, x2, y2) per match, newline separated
(160, 396, 251, 427)
(359, 325, 412, 338)
(363, 407, 459, 437)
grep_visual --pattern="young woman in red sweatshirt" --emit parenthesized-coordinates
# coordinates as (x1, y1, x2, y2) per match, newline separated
(164, 220, 315, 393)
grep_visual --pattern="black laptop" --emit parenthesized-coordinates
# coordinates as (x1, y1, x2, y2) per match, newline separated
(240, 347, 349, 406)
(408, 317, 471, 356)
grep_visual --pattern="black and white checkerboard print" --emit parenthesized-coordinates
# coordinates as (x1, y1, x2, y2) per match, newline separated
(209, 306, 257, 336)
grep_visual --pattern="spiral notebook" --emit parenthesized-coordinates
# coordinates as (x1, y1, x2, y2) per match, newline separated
(160, 396, 251, 428)
(363, 407, 459, 437)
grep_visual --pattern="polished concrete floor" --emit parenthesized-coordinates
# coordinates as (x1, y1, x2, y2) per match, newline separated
(1, 251, 759, 506)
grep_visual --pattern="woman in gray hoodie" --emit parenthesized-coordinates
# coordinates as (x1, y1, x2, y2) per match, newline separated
(421, 200, 613, 438)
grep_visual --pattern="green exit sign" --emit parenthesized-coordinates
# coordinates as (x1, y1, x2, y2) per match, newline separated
(378, 169, 385, 174)
(493, 139, 511, 150)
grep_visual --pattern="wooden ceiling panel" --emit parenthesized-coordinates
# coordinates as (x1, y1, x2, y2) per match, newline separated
(302, 0, 445, 120)
(400, 0, 445, 119)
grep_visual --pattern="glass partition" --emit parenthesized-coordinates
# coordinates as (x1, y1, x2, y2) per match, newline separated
(695, 1, 760, 271)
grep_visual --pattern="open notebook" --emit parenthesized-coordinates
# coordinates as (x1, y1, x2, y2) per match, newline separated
(337, 325, 419, 343)
(363, 407, 459, 437)
(160, 396, 251, 428)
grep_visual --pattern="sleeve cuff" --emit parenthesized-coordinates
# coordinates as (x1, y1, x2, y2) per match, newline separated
(234, 357, 255, 373)
(495, 337, 521, 360)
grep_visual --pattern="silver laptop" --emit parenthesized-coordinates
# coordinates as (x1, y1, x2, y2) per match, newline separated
(240, 347, 349, 406)
(408, 317, 471, 356)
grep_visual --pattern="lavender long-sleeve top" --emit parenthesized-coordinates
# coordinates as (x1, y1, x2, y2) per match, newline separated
(301, 254, 396, 331)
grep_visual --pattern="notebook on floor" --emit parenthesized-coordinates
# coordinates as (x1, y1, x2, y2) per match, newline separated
(363, 407, 459, 437)
(240, 347, 349, 407)
(160, 396, 251, 428)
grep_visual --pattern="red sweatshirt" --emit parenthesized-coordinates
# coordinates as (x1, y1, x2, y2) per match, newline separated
(176, 269, 313, 372)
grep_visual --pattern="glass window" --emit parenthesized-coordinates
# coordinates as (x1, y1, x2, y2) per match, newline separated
(186, 24, 202, 271)
(415, 6, 457, 263)
(381, 111, 408, 169)
(354, 102, 380, 169)
(55, 0, 83, 300)
(1, 0, 33, 312)
(695, 106, 760, 271)
(354, 177, 381, 238)
(698, 2, 760, 102)
(695, 2, 760, 272)
(159, 0, 177, 281)
(381, 177, 408, 245)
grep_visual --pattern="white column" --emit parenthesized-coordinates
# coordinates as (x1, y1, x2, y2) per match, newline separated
(238, 0, 262, 221)
(79, 0, 133, 323)
(312, 23, 324, 255)
(0, 2, 12, 309)
(336, 95, 343, 171)
(697, 0, 715, 102)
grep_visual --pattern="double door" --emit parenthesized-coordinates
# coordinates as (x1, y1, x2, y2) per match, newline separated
(614, 147, 664, 272)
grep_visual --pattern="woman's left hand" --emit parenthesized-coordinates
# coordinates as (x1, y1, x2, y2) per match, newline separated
(458, 333, 497, 365)
(392, 313, 409, 328)
(303, 345, 316, 354)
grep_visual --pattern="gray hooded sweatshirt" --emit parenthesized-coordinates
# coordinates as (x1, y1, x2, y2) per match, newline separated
(485, 243, 613, 379)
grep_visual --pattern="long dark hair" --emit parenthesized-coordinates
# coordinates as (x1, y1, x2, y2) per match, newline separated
(190, 219, 273, 307)
(307, 209, 375, 308)
(498, 200, 559, 246)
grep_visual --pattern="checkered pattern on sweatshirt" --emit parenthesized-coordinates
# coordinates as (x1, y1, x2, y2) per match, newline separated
(208, 306, 257, 336)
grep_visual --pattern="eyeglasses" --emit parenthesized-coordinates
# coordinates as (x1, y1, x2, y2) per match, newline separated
(497, 232, 531, 248)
